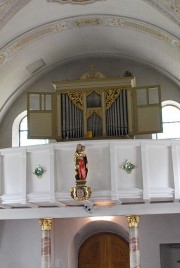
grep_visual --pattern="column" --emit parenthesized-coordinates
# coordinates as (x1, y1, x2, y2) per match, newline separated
(126, 215, 141, 268)
(39, 218, 53, 268)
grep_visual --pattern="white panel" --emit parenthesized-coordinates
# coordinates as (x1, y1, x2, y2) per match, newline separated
(115, 142, 142, 190)
(55, 148, 75, 192)
(171, 142, 180, 200)
(27, 147, 50, 194)
(146, 144, 174, 189)
(87, 144, 111, 190)
(3, 152, 24, 195)
(176, 144, 180, 180)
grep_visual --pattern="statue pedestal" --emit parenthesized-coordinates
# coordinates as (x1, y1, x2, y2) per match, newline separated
(70, 180, 92, 201)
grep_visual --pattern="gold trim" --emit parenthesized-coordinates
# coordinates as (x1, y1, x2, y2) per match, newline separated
(86, 109, 102, 118)
(67, 91, 83, 110)
(126, 215, 140, 228)
(39, 218, 53, 231)
(86, 89, 102, 96)
(106, 88, 121, 110)
(70, 183, 92, 201)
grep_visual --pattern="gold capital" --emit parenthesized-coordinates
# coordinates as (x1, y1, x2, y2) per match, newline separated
(39, 218, 53, 231)
(126, 215, 140, 228)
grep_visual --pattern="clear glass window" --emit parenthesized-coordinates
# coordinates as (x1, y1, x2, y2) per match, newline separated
(19, 115, 48, 146)
(153, 102, 180, 140)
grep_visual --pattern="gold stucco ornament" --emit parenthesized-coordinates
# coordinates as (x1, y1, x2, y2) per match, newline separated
(126, 215, 140, 228)
(39, 218, 53, 231)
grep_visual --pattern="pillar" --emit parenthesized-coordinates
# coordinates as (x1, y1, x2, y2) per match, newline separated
(126, 215, 141, 268)
(39, 218, 53, 268)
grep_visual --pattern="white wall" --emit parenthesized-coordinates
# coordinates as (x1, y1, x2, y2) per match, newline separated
(1, 214, 180, 268)
(0, 219, 41, 268)
(140, 214, 180, 268)
(0, 57, 179, 148)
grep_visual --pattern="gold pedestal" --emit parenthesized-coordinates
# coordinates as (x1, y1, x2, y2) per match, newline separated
(70, 180, 92, 201)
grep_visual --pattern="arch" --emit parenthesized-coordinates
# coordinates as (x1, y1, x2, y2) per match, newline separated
(1, 15, 178, 66)
(68, 218, 129, 268)
(12, 110, 27, 147)
(12, 111, 48, 147)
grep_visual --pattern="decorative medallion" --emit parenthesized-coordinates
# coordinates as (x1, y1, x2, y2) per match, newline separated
(121, 160, 136, 174)
(71, 180, 92, 201)
(71, 144, 92, 201)
(33, 164, 46, 179)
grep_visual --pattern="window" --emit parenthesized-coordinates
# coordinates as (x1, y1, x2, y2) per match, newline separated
(12, 111, 48, 147)
(153, 101, 180, 140)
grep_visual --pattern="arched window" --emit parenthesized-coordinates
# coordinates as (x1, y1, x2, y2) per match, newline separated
(153, 101, 180, 140)
(12, 111, 48, 147)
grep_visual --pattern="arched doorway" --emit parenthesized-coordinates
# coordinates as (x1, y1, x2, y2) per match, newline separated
(78, 232, 130, 268)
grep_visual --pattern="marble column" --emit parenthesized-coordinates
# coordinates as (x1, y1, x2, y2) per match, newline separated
(126, 215, 141, 268)
(39, 218, 53, 268)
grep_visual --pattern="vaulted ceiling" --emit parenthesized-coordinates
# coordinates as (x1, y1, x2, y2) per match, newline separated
(0, 0, 179, 122)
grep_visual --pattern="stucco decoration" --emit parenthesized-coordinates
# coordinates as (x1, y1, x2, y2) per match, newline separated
(0, 15, 179, 66)
(47, 0, 104, 4)
(0, 53, 6, 64)
(143, 0, 180, 25)
(160, 0, 180, 11)
(0, 0, 30, 30)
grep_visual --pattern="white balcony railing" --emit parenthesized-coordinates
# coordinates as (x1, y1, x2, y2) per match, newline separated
(0, 140, 180, 218)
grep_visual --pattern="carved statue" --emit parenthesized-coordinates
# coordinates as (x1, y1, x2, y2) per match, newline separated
(74, 144, 88, 180)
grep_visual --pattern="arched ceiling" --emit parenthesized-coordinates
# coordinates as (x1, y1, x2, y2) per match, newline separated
(0, 0, 179, 122)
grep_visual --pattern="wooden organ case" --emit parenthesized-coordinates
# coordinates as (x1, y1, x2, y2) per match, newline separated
(27, 71, 162, 141)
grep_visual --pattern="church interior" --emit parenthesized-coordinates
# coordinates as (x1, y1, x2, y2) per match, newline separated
(0, 1, 180, 267)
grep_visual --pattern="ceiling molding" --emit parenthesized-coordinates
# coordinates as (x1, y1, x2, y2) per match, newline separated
(0, 15, 179, 66)
(0, 0, 30, 31)
(142, 0, 180, 25)
(47, 0, 105, 3)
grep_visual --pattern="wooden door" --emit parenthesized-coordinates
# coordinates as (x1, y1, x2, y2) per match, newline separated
(78, 233, 129, 268)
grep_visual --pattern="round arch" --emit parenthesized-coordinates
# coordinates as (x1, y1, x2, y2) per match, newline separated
(68, 218, 129, 268)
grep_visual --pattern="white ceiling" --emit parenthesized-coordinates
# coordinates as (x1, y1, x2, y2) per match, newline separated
(0, 0, 179, 122)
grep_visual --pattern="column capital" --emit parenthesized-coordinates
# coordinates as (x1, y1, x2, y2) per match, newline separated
(39, 218, 53, 231)
(126, 215, 140, 228)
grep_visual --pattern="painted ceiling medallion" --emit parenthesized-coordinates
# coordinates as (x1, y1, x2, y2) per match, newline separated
(47, 0, 103, 3)
(121, 160, 136, 174)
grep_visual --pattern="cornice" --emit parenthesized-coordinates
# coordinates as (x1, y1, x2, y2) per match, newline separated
(0, 0, 30, 31)
(143, 0, 180, 25)
(0, 15, 179, 66)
